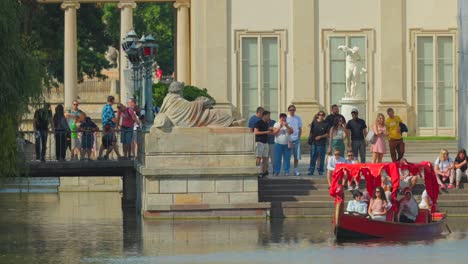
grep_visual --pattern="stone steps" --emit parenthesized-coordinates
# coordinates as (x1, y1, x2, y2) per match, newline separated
(260, 177, 468, 217)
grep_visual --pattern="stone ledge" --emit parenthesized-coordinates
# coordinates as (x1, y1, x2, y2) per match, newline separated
(136, 164, 257, 177)
(147, 202, 271, 211)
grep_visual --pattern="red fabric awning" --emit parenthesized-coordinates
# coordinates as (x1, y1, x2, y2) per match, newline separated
(329, 161, 439, 212)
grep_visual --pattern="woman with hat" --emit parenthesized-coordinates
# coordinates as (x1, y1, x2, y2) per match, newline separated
(397, 187, 419, 223)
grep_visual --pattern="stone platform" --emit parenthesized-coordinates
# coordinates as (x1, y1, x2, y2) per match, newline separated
(135, 127, 270, 218)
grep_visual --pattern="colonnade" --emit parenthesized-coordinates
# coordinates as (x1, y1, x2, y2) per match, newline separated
(59, 0, 190, 109)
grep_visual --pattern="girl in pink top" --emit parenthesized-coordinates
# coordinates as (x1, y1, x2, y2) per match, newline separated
(368, 186, 388, 221)
(371, 113, 388, 163)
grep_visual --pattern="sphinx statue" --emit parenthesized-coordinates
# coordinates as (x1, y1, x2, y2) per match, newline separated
(154, 82, 242, 128)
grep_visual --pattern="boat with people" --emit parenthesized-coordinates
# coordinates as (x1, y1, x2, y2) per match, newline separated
(330, 161, 447, 240)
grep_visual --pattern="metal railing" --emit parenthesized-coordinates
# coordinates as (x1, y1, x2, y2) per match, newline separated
(19, 129, 141, 162)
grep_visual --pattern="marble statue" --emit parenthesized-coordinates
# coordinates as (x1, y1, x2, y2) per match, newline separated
(154, 81, 243, 128)
(105, 46, 119, 68)
(337, 45, 367, 98)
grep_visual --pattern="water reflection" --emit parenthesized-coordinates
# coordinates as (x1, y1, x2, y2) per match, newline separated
(0, 193, 467, 264)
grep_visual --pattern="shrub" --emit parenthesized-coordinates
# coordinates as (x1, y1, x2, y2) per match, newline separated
(152, 83, 216, 107)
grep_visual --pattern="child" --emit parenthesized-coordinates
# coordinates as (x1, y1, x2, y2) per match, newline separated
(344, 150, 359, 190)
(102, 124, 117, 160)
(70, 115, 81, 160)
(79, 116, 98, 160)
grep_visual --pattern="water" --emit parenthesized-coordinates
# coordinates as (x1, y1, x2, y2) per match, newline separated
(1, 192, 468, 264)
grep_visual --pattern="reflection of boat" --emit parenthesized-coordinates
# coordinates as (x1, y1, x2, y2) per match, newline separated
(330, 161, 447, 240)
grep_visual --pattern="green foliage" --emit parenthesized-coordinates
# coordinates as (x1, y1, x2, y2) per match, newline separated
(22, 3, 111, 83)
(103, 2, 175, 75)
(0, 0, 44, 177)
(152, 83, 216, 107)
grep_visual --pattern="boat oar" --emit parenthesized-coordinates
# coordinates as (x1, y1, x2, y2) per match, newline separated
(445, 223, 452, 234)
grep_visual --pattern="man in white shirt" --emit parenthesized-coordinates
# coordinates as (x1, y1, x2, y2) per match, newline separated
(327, 149, 346, 187)
(287, 105, 303, 176)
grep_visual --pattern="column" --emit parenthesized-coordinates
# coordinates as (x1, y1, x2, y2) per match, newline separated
(174, 0, 191, 84)
(291, 0, 319, 133)
(61, 1, 80, 110)
(379, 0, 405, 103)
(118, 1, 137, 103)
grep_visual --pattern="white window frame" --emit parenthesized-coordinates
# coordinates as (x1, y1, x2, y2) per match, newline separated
(409, 29, 457, 136)
(234, 30, 287, 118)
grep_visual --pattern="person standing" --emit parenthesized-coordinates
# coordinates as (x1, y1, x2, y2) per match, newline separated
(65, 100, 83, 154)
(386, 107, 405, 161)
(287, 105, 303, 176)
(53, 104, 70, 161)
(346, 108, 367, 163)
(328, 116, 348, 157)
(98, 96, 122, 160)
(371, 113, 388, 163)
(248, 107, 264, 132)
(325, 104, 346, 130)
(307, 111, 329, 176)
(118, 99, 141, 159)
(327, 149, 346, 187)
(254, 111, 272, 178)
(79, 115, 99, 160)
(272, 113, 293, 176)
(33, 103, 53, 162)
(266, 115, 276, 175)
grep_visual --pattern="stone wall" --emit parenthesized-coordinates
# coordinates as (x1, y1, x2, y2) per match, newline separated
(59, 177, 122, 192)
(136, 127, 270, 218)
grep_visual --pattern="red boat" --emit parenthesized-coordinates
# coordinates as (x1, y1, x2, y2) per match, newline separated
(330, 161, 447, 240)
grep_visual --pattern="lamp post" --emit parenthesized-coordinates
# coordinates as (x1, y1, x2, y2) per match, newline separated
(122, 30, 158, 130)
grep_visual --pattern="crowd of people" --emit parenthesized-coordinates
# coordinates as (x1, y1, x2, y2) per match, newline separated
(32, 96, 144, 162)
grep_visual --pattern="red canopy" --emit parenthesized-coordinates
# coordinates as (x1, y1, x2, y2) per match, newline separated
(329, 161, 439, 212)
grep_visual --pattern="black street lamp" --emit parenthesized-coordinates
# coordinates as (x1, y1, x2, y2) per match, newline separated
(122, 30, 158, 130)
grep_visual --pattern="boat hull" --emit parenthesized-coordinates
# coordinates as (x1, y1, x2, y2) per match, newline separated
(335, 212, 447, 240)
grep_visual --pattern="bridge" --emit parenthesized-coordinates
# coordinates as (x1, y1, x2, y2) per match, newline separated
(27, 160, 137, 208)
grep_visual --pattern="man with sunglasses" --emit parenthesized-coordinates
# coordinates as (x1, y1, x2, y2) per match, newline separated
(287, 105, 303, 176)
(327, 149, 346, 187)
(308, 111, 329, 176)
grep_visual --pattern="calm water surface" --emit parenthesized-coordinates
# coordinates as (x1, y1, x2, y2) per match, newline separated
(1, 192, 468, 264)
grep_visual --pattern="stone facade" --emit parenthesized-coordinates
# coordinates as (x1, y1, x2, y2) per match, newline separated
(135, 127, 270, 218)
(59, 176, 122, 192)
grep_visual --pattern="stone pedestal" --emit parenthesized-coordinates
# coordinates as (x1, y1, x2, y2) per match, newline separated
(340, 97, 367, 122)
(135, 127, 270, 218)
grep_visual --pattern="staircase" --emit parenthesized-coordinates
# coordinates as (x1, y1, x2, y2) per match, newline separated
(259, 177, 468, 218)
(300, 140, 458, 156)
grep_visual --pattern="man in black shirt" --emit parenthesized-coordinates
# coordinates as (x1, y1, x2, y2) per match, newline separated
(346, 108, 367, 163)
(307, 111, 329, 175)
(33, 103, 53, 162)
(325, 104, 346, 130)
(254, 111, 272, 177)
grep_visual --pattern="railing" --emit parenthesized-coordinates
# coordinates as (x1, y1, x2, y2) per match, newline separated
(19, 129, 141, 162)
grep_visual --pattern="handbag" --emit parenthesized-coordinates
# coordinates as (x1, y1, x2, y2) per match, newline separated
(366, 130, 377, 144)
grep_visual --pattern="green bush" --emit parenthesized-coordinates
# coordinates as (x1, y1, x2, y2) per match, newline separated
(152, 83, 216, 107)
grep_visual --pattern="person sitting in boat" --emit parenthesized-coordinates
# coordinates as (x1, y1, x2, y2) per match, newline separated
(368, 186, 388, 221)
(399, 158, 418, 191)
(346, 190, 368, 215)
(397, 187, 419, 223)
(327, 149, 346, 187)
(434, 149, 455, 189)
(418, 189, 433, 210)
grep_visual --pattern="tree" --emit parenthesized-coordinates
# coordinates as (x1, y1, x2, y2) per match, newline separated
(0, 0, 44, 176)
(22, 2, 112, 84)
(103, 2, 175, 75)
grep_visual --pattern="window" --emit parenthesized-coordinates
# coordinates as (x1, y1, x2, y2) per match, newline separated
(240, 36, 280, 119)
(416, 35, 455, 128)
(329, 36, 367, 105)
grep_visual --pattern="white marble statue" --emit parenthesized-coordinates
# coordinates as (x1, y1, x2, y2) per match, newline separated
(154, 81, 242, 128)
(337, 45, 367, 98)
